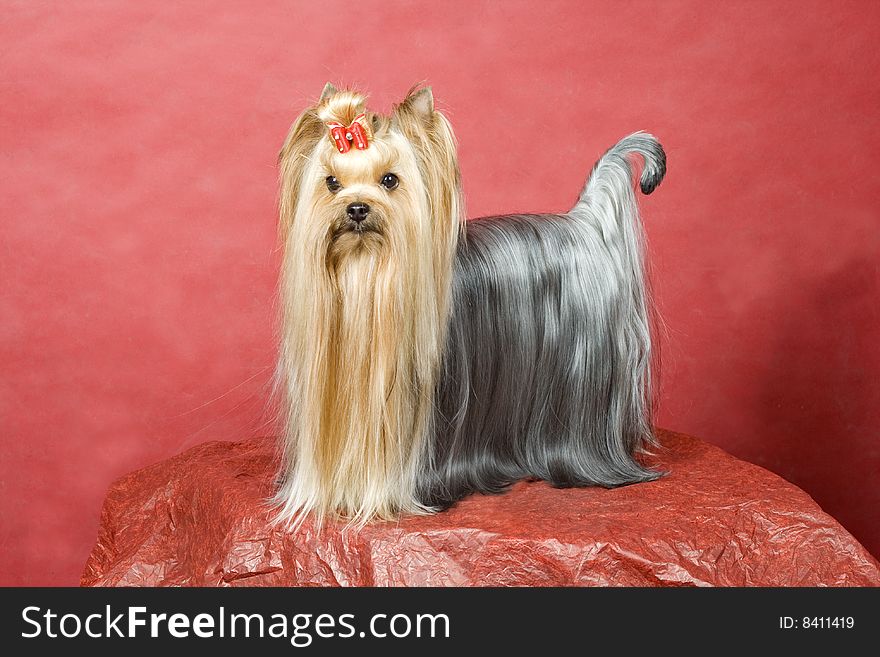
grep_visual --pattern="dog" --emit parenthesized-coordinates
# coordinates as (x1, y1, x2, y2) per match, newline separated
(273, 83, 665, 527)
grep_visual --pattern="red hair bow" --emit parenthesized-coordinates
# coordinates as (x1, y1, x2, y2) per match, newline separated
(326, 113, 370, 153)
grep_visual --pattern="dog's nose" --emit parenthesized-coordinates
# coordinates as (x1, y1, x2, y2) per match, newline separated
(346, 202, 370, 223)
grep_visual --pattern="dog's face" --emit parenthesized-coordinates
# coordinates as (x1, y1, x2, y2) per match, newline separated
(312, 119, 426, 266)
(279, 83, 460, 275)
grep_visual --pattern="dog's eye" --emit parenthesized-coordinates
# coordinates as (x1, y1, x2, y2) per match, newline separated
(325, 176, 341, 193)
(380, 173, 399, 190)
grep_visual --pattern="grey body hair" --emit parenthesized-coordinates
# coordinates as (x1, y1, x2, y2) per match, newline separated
(418, 132, 666, 507)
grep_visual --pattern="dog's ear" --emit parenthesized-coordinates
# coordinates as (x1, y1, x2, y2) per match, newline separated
(278, 107, 324, 239)
(320, 82, 338, 102)
(395, 85, 434, 122)
(402, 86, 434, 118)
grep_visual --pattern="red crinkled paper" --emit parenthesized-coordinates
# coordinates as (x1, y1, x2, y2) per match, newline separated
(81, 429, 880, 586)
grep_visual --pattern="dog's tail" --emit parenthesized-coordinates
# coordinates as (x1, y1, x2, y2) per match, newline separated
(571, 132, 666, 220)
(569, 132, 666, 455)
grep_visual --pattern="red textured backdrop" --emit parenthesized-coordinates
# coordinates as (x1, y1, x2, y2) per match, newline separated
(1, 1, 878, 586)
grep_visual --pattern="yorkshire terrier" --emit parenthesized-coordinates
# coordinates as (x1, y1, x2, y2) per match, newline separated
(273, 83, 666, 527)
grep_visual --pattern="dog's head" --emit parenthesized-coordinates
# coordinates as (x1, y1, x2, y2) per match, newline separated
(278, 83, 462, 273)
